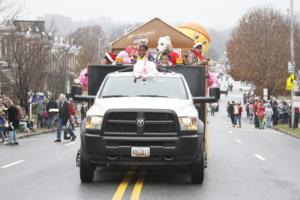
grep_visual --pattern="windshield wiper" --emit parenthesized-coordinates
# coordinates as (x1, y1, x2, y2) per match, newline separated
(102, 95, 129, 98)
(138, 95, 169, 98)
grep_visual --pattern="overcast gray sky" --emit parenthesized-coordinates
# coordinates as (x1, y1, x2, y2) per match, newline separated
(23, 0, 299, 30)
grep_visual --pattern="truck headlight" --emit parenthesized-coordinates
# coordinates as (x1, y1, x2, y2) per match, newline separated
(86, 116, 103, 130)
(179, 117, 198, 131)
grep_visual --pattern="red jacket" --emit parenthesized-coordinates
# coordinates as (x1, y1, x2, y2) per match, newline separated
(168, 51, 179, 65)
(238, 106, 243, 116)
(70, 103, 75, 115)
(257, 106, 265, 119)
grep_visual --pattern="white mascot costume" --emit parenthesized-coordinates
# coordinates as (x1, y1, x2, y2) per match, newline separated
(157, 36, 179, 65)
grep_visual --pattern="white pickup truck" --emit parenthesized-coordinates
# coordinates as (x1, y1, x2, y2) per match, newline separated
(75, 65, 220, 184)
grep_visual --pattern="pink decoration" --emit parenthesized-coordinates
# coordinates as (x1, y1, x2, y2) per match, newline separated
(116, 51, 132, 64)
(133, 59, 157, 80)
(125, 46, 137, 57)
(79, 67, 88, 90)
(208, 72, 219, 88)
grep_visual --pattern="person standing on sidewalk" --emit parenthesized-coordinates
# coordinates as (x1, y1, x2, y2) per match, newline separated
(226, 102, 230, 117)
(36, 97, 45, 128)
(47, 95, 58, 129)
(229, 101, 235, 127)
(236, 102, 243, 128)
(69, 98, 76, 130)
(0, 108, 6, 143)
(257, 101, 266, 129)
(272, 101, 279, 126)
(6, 99, 19, 145)
(248, 102, 254, 123)
(253, 99, 260, 128)
(265, 104, 273, 128)
(80, 101, 87, 121)
(209, 102, 217, 116)
(233, 102, 239, 127)
(54, 94, 76, 142)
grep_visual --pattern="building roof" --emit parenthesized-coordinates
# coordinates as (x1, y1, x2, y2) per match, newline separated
(13, 20, 45, 33)
(111, 18, 194, 55)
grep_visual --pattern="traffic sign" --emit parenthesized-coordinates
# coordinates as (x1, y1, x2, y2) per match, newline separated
(286, 74, 295, 91)
(263, 88, 268, 100)
(288, 62, 295, 73)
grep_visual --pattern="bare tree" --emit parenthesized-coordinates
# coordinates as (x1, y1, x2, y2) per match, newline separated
(45, 50, 70, 99)
(0, 0, 24, 25)
(226, 7, 294, 96)
(3, 28, 51, 113)
(68, 26, 105, 73)
(46, 70, 68, 99)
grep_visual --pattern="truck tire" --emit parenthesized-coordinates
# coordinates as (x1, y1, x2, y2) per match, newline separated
(80, 153, 95, 183)
(190, 151, 204, 184)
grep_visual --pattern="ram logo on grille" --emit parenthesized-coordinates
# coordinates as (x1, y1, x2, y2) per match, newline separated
(136, 118, 145, 127)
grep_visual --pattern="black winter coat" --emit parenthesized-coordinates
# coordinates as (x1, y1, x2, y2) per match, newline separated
(47, 100, 58, 112)
(8, 105, 19, 130)
(58, 101, 70, 125)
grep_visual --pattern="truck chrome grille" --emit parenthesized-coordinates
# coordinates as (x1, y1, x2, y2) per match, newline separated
(103, 110, 178, 135)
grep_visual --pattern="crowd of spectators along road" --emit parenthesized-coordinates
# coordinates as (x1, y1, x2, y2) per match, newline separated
(227, 93, 292, 129)
(0, 94, 88, 145)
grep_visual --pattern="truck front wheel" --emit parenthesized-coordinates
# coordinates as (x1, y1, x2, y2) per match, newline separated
(80, 152, 95, 183)
(190, 151, 204, 184)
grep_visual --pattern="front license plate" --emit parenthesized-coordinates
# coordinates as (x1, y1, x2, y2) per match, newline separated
(131, 147, 150, 158)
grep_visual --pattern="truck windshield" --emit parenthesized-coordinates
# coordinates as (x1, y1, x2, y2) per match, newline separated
(99, 76, 188, 99)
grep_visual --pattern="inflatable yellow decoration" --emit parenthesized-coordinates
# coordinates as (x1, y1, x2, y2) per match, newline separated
(178, 22, 211, 55)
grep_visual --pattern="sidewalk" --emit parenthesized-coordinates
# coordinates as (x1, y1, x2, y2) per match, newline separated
(17, 128, 55, 139)
(273, 124, 300, 139)
(242, 116, 300, 139)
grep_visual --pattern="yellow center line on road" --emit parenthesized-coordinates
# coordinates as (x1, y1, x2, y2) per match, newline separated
(130, 170, 147, 200)
(112, 168, 136, 200)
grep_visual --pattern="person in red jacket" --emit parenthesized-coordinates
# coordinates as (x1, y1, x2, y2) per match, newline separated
(187, 42, 208, 65)
(69, 98, 76, 130)
(257, 101, 266, 129)
(236, 102, 243, 128)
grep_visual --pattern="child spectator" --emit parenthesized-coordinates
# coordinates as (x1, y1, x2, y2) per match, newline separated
(158, 53, 172, 67)
(6, 99, 20, 145)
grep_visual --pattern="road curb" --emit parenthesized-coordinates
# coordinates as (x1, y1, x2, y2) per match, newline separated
(273, 127, 300, 139)
(244, 118, 300, 139)
(17, 129, 54, 139)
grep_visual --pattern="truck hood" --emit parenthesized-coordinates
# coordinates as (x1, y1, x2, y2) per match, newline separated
(87, 97, 198, 117)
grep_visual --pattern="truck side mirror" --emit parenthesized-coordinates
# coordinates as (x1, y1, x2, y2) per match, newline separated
(193, 87, 220, 104)
(209, 87, 220, 101)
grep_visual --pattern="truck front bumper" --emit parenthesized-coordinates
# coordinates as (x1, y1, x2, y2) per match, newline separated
(81, 132, 204, 166)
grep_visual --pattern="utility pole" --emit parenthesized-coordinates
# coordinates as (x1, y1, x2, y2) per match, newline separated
(290, 0, 296, 128)
(98, 38, 104, 62)
(290, 0, 295, 67)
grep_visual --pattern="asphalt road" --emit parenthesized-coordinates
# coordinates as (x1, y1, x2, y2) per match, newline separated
(1, 89, 300, 200)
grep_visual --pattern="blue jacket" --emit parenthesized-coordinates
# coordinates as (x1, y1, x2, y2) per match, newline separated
(0, 116, 5, 126)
